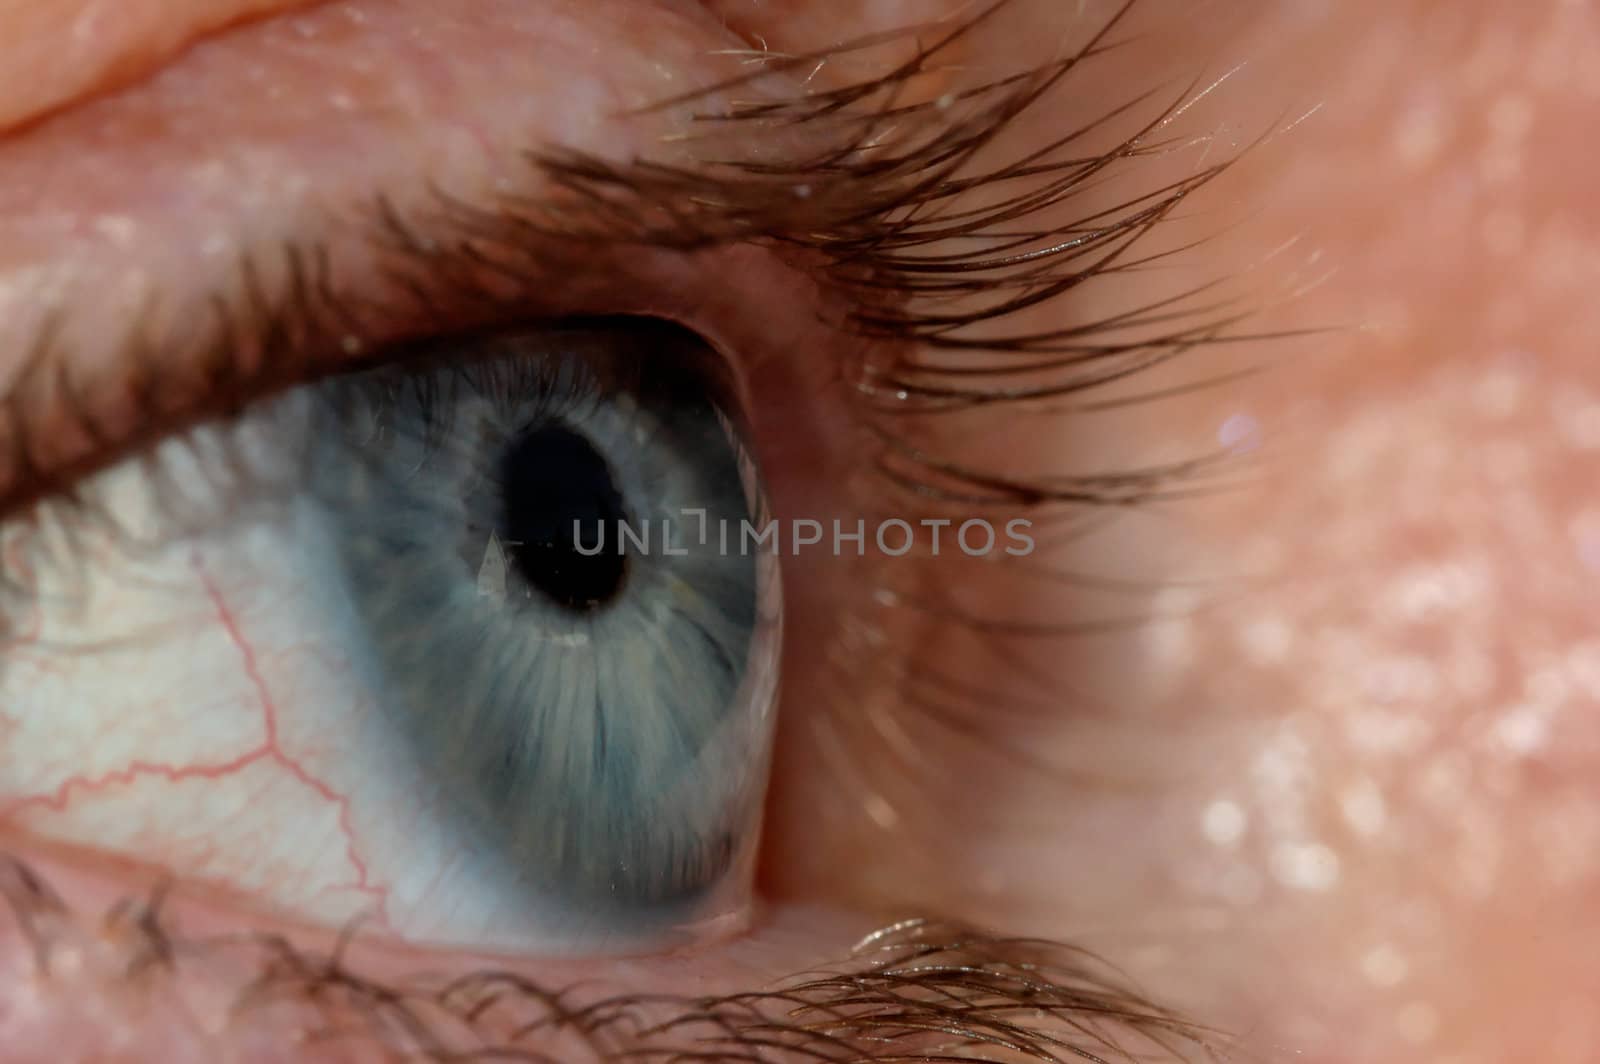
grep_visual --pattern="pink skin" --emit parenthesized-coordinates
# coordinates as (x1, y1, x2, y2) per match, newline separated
(0, 0, 324, 132)
(0, 0, 1596, 1061)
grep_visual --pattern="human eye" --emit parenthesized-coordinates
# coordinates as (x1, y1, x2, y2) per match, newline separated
(9, 310, 784, 952)
(15, 0, 1553, 1062)
(6, 0, 819, 961)
(0, 0, 1195, 948)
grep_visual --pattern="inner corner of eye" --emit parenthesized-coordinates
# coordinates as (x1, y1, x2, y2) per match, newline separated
(0, 314, 783, 956)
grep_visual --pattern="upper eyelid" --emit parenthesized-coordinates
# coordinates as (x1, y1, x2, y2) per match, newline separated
(0, 0, 988, 511)
(0, 0, 1242, 518)
(0, 0, 806, 510)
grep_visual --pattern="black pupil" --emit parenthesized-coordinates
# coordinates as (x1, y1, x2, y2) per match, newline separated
(497, 422, 629, 611)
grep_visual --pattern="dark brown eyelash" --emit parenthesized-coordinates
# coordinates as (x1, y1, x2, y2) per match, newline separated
(499, 0, 1282, 512)
(0, 852, 1234, 1062)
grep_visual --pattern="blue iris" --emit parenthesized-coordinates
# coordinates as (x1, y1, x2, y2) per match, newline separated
(307, 320, 765, 922)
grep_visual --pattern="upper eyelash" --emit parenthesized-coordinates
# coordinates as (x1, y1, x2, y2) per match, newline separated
(505, 0, 1273, 511)
(0, 0, 1255, 522)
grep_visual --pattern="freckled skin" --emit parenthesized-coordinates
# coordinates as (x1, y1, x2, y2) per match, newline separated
(761, 2, 1600, 1060)
(0, 1, 1596, 1062)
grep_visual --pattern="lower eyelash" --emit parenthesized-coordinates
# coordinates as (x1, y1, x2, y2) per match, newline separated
(0, 855, 1229, 1063)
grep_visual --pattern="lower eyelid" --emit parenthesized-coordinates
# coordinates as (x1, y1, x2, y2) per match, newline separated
(0, 834, 871, 1059)
(3, 829, 1235, 1063)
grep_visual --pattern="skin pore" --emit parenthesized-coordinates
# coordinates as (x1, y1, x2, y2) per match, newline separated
(0, 0, 1597, 1061)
